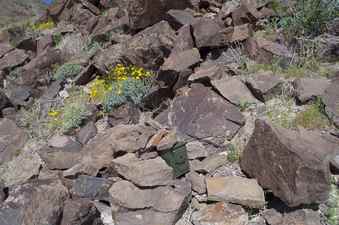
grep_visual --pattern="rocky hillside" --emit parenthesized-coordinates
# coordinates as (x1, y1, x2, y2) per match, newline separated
(0, 0, 339, 225)
(0, 0, 47, 29)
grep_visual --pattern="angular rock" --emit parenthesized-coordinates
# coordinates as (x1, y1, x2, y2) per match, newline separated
(71, 175, 113, 201)
(192, 18, 223, 48)
(172, 24, 195, 54)
(206, 176, 265, 208)
(123, 21, 176, 70)
(330, 154, 339, 174)
(0, 152, 42, 187)
(191, 202, 248, 225)
(293, 78, 330, 104)
(0, 43, 13, 58)
(7, 85, 32, 107)
(166, 9, 195, 29)
(37, 34, 53, 55)
(187, 171, 206, 194)
(93, 44, 124, 73)
(162, 48, 201, 72)
(212, 77, 259, 106)
(0, 49, 28, 71)
(39, 138, 83, 170)
(110, 180, 191, 225)
(256, 37, 292, 58)
(107, 103, 140, 127)
(107, 124, 155, 153)
(190, 154, 228, 174)
(3, 179, 69, 225)
(186, 141, 209, 160)
(189, 62, 225, 81)
(322, 77, 339, 128)
(61, 199, 101, 225)
(113, 154, 174, 187)
(245, 71, 284, 102)
(264, 208, 321, 225)
(76, 121, 97, 145)
(0, 91, 11, 113)
(156, 83, 244, 145)
(126, 0, 192, 30)
(240, 119, 339, 207)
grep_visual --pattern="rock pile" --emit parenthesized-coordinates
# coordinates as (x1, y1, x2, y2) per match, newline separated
(0, 0, 338, 225)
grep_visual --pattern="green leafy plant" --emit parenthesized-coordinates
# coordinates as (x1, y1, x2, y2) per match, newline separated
(54, 63, 82, 81)
(325, 179, 339, 225)
(227, 144, 240, 163)
(266, 97, 297, 129)
(48, 90, 91, 133)
(280, 0, 338, 37)
(295, 98, 330, 129)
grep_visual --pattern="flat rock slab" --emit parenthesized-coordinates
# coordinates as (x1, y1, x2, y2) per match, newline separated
(240, 119, 339, 207)
(156, 83, 244, 145)
(113, 153, 174, 187)
(212, 77, 259, 106)
(192, 202, 248, 225)
(206, 176, 265, 208)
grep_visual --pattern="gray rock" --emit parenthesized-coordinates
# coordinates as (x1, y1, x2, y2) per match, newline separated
(191, 154, 228, 174)
(166, 9, 195, 29)
(0, 152, 42, 187)
(0, 118, 27, 165)
(263, 208, 321, 225)
(330, 154, 339, 174)
(110, 180, 191, 225)
(246, 71, 284, 102)
(113, 154, 174, 187)
(189, 62, 225, 81)
(3, 179, 68, 225)
(64, 124, 155, 177)
(71, 175, 114, 201)
(76, 122, 97, 145)
(0, 49, 28, 71)
(161, 48, 201, 72)
(61, 199, 101, 225)
(172, 24, 195, 54)
(156, 83, 244, 145)
(186, 141, 209, 160)
(192, 202, 248, 225)
(206, 176, 265, 208)
(322, 76, 339, 128)
(293, 78, 330, 104)
(48, 134, 81, 149)
(123, 21, 176, 70)
(212, 77, 259, 106)
(187, 171, 206, 194)
(0, 43, 13, 58)
(240, 119, 339, 207)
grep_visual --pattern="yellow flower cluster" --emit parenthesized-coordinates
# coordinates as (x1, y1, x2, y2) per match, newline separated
(109, 64, 153, 81)
(89, 78, 113, 103)
(32, 20, 55, 31)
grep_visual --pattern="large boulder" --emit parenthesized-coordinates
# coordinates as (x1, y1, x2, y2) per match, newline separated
(156, 83, 244, 145)
(240, 119, 339, 207)
(0, 49, 28, 71)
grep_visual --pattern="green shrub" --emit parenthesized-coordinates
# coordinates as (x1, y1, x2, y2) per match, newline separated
(280, 0, 338, 37)
(62, 99, 90, 133)
(227, 144, 240, 163)
(54, 64, 82, 80)
(103, 77, 152, 112)
(266, 97, 297, 129)
(326, 180, 339, 225)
